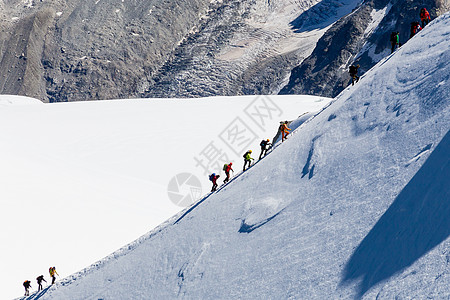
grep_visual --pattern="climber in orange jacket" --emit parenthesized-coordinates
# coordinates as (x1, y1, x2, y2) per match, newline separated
(280, 121, 291, 142)
(420, 8, 431, 28)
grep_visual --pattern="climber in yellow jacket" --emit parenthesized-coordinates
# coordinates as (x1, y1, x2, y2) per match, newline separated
(49, 266, 59, 284)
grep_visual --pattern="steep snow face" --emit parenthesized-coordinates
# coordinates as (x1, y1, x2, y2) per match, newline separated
(0, 94, 330, 300)
(21, 13, 450, 300)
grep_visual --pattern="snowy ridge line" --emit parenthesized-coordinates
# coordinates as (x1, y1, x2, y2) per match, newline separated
(174, 102, 333, 224)
(27, 160, 265, 296)
(174, 154, 262, 224)
(26, 110, 310, 296)
(176, 105, 339, 225)
(174, 146, 268, 224)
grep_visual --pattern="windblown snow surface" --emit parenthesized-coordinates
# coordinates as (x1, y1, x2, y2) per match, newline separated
(19, 13, 450, 300)
(1, 94, 330, 299)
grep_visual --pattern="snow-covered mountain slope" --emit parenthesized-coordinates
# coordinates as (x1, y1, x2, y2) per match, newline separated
(0, 94, 330, 300)
(24, 12, 450, 300)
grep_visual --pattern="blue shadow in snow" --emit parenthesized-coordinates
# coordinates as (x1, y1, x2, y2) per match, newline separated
(341, 130, 450, 298)
(25, 286, 51, 300)
(239, 210, 284, 233)
(301, 135, 321, 179)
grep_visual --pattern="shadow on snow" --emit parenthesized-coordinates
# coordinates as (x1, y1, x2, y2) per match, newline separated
(24, 286, 51, 300)
(239, 210, 284, 233)
(341, 130, 450, 298)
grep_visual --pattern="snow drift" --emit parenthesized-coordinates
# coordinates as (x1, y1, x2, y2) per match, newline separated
(20, 13, 450, 300)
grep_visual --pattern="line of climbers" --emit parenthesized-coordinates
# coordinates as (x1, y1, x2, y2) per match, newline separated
(23, 266, 59, 296)
(392, 7, 430, 53)
(208, 121, 292, 192)
(348, 7, 432, 87)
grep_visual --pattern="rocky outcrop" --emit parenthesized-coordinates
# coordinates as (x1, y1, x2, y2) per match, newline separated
(0, 0, 214, 102)
(280, 0, 447, 97)
(44, 0, 216, 102)
(0, 8, 54, 99)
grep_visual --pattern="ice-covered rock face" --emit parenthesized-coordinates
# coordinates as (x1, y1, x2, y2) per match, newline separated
(279, 0, 447, 98)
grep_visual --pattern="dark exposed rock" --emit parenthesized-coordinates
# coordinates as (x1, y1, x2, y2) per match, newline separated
(0, 8, 54, 100)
